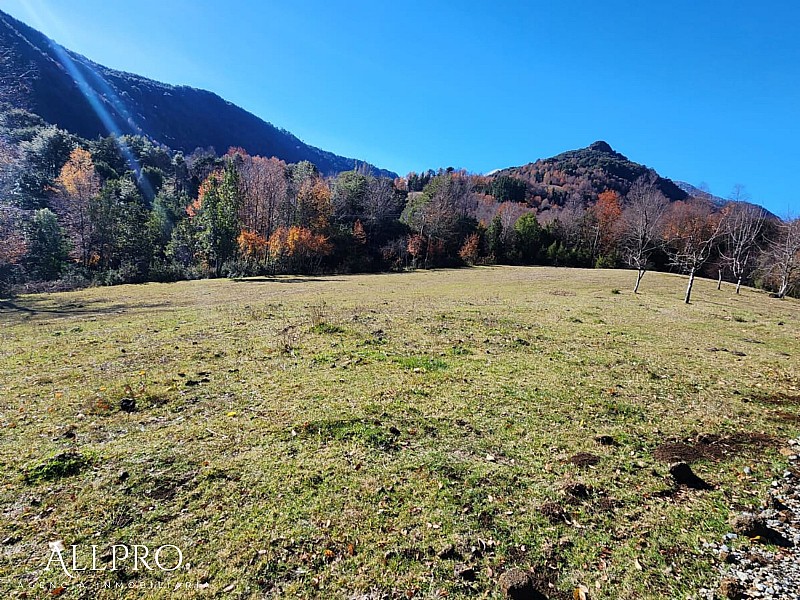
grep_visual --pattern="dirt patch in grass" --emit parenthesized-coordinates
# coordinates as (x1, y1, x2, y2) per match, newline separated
(753, 393, 800, 407)
(770, 410, 800, 424)
(568, 452, 601, 467)
(140, 473, 197, 501)
(653, 442, 707, 463)
(654, 432, 777, 464)
(539, 501, 568, 524)
(562, 482, 598, 503)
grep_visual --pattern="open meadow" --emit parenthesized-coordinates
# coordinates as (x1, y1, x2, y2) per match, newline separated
(1, 266, 798, 599)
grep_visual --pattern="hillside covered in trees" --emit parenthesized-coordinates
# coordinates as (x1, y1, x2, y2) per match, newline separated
(491, 140, 688, 208)
(1, 101, 798, 302)
(0, 12, 797, 300)
(0, 9, 394, 177)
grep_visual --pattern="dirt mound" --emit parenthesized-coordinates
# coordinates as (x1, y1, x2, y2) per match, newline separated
(568, 452, 601, 467)
(539, 502, 567, 524)
(654, 432, 776, 464)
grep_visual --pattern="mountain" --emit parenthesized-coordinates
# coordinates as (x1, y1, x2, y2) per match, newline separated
(491, 140, 688, 209)
(674, 181, 778, 219)
(0, 10, 396, 177)
(673, 181, 727, 207)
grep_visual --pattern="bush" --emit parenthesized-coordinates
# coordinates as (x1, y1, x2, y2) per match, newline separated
(149, 259, 192, 282)
(97, 261, 145, 286)
(595, 254, 620, 269)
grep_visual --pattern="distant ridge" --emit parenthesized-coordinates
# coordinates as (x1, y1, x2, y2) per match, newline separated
(0, 9, 396, 177)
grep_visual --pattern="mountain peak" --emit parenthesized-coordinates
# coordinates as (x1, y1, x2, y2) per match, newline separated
(491, 141, 688, 209)
(588, 140, 615, 154)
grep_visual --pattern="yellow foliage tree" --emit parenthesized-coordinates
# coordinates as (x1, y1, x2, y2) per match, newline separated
(55, 148, 100, 266)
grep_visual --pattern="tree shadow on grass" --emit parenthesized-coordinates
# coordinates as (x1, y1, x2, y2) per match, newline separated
(231, 276, 342, 284)
(0, 298, 175, 325)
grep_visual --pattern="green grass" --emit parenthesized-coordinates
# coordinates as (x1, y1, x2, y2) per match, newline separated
(1, 266, 798, 599)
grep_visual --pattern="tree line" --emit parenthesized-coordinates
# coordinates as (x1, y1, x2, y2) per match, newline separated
(0, 108, 798, 300)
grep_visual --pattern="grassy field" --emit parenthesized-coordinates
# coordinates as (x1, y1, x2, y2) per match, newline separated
(1, 266, 798, 599)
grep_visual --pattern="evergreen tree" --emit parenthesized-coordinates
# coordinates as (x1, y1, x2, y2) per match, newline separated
(487, 214, 504, 261)
(24, 209, 68, 280)
(194, 167, 242, 276)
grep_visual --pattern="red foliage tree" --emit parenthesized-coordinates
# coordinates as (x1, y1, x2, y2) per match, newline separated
(459, 233, 481, 265)
(664, 198, 724, 303)
(591, 189, 623, 255)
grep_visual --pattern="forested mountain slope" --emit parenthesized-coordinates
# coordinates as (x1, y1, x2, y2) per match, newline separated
(0, 9, 394, 177)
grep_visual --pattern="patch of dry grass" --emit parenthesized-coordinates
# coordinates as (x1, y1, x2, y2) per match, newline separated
(0, 267, 798, 598)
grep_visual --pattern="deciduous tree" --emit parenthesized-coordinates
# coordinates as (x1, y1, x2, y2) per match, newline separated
(459, 232, 481, 265)
(236, 153, 287, 238)
(719, 194, 766, 294)
(763, 217, 800, 298)
(621, 175, 668, 293)
(591, 189, 623, 257)
(664, 198, 724, 304)
(54, 147, 100, 267)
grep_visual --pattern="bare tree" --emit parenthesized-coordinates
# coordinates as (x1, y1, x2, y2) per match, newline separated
(237, 155, 288, 238)
(556, 193, 591, 247)
(763, 217, 800, 298)
(620, 175, 668, 293)
(664, 198, 725, 304)
(401, 173, 473, 267)
(719, 193, 766, 294)
(363, 177, 402, 228)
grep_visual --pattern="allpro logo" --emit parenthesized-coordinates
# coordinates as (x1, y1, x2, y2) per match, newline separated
(45, 541, 184, 579)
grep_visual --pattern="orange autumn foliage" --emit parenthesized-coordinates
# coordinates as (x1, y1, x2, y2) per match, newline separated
(237, 229, 268, 261)
(353, 219, 367, 245)
(187, 170, 223, 217)
(407, 233, 424, 258)
(592, 189, 623, 252)
(56, 148, 99, 201)
(268, 226, 332, 259)
(458, 232, 481, 264)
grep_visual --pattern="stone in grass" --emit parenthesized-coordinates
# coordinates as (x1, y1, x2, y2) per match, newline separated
(120, 397, 136, 412)
(669, 462, 712, 490)
(498, 568, 548, 599)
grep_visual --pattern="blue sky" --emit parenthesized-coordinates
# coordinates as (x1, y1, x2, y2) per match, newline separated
(3, 0, 799, 214)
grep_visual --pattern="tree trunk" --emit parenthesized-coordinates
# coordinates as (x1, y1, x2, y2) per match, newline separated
(684, 267, 696, 304)
(717, 269, 722, 290)
(735, 277, 742, 295)
(778, 276, 788, 298)
(634, 269, 645, 293)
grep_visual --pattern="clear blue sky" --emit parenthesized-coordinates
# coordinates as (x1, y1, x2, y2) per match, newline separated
(4, 0, 799, 214)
